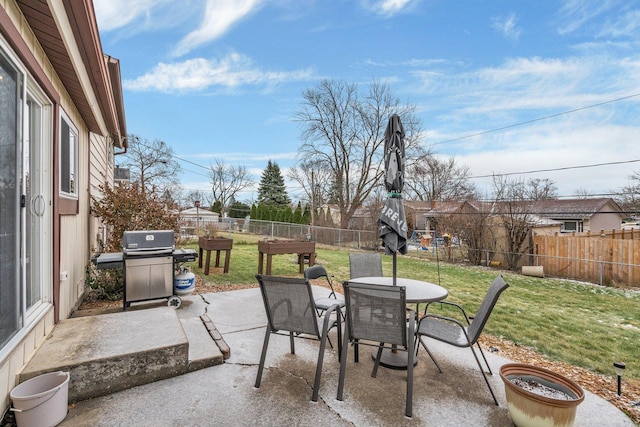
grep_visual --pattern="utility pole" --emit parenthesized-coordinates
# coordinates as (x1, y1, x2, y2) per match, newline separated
(194, 200, 200, 235)
(310, 171, 315, 226)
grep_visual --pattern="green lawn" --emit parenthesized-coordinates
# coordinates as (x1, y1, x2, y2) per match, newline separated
(182, 232, 640, 381)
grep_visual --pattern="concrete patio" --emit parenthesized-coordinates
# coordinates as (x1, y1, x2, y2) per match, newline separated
(53, 287, 634, 426)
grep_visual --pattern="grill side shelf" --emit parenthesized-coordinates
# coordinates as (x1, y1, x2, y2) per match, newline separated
(92, 252, 124, 270)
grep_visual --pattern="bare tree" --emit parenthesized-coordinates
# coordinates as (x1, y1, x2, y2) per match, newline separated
(183, 190, 210, 209)
(574, 188, 593, 199)
(123, 135, 181, 195)
(614, 171, 640, 218)
(493, 176, 538, 270)
(405, 155, 475, 201)
(295, 79, 423, 229)
(523, 178, 558, 200)
(209, 159, 252, 217)
(438, 198, 495, 265)
(288, 159, 333, 226)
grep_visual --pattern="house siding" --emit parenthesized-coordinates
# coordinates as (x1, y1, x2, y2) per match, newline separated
(0, 0, 123, 411)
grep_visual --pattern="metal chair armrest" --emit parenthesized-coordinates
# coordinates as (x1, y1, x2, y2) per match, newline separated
(423, 300, 472, 325)
(419, 313, 467, 330)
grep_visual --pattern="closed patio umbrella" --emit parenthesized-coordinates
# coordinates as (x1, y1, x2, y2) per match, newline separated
(378, 114, 408, 285)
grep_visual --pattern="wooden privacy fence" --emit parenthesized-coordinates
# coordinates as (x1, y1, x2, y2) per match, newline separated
(532, 230, 640, 287)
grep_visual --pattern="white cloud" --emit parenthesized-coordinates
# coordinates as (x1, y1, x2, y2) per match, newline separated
(93, 0, 175, 31)
(405, 51, 640, 196)
(456, 122, 640, 196)
(124, 53, 313, 92)
(412, 55, 640, 125)
(556, 0, 616, 35)
(491, 13, 521, 40)
(173, 0, 263, 57)
(362, 0, 417, 17)
(597, 9, 640, 39)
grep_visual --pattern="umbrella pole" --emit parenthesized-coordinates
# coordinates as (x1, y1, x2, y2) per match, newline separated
(434, 227, 441, 286)
(392, 253, 397, 286)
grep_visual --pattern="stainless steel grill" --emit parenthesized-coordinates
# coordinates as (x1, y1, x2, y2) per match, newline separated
(92, 230, 197, 309)
(122, 230, 175, 308)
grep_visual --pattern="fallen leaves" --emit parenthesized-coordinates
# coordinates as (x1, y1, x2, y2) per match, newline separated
(480, 335, 640, 424)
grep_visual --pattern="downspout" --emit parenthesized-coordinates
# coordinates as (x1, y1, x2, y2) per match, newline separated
(114, 134, 127, 155)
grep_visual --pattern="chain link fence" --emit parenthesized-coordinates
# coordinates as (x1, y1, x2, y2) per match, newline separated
(206, 218, 640, 287)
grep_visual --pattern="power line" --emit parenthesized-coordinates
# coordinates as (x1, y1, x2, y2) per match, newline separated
(130, 91, 640, 191)
(432, 92, 640, 146)
(470, 159, 640, 179)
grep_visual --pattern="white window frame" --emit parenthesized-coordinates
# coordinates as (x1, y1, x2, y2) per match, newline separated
(24, 85, 53, 319)
(561, 220, 583, 233)
(59, 109, 78, 198)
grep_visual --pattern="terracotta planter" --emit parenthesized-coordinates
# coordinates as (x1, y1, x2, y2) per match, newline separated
(500, 363, 585, 427)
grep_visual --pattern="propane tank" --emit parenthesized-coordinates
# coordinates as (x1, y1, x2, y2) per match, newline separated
(174, 266, 195, 296)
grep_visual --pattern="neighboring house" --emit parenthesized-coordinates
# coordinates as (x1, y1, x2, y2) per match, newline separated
(339, 200, 435, 232)
(527, 198, 625, 235)
(423, 197, 625, 267)
(318, 203, 342, 227)
(403, 200, 433, 231)
(180, 207, 220, 225)
(0, 0, 126, 411)
(424, 198, 624, 236)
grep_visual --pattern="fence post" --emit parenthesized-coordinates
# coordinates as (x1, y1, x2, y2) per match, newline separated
(599, 256, 604, 286)
(599, 231, 606, 286)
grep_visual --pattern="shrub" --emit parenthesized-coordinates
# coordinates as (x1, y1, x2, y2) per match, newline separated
(91, 181, 180, 252)
(85, 263, 123, 302)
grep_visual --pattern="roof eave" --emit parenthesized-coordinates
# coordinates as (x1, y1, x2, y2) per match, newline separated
(16, 0, 126, 146)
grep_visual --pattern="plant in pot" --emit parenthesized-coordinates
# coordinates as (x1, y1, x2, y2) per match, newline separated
(500, 363, 585, 427)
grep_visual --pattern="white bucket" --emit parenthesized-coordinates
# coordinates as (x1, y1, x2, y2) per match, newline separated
(10, 371, 70, 427)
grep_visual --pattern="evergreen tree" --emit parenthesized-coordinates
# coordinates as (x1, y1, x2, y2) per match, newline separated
(211, 200, 223, 215)
(228, 200, 250, 218)
(293, 202, 303, 224)
(302, 204, 311, 225)
(257, 160, 291, 207)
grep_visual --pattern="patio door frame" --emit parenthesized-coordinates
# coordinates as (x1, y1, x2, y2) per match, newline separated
(0, 36, 52, 357)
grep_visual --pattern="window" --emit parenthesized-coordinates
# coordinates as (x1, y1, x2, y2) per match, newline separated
(59, 111, 78, 197)
(561, 221, 583, 233)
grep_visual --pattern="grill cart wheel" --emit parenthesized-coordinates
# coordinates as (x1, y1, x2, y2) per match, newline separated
(168, 295, 182, 309)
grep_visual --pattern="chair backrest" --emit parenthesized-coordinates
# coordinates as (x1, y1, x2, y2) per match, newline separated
(304, 264, 329, 281)
(343, 281, 407, 347)
(467, 275, 509, 343)
(304, 264, 336, 294)
(349, 252, 383, 279)
(255, 274, 320, 337)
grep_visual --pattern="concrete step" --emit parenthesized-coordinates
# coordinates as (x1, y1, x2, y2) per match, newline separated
(19, 305, 224, 403)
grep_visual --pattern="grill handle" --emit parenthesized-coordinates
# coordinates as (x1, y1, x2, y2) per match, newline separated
(124, 248, 173, 256)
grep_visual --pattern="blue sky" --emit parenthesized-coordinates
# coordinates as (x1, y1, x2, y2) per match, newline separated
(94, 0, 640, 203)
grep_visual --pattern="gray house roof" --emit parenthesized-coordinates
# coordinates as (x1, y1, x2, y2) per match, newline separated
(423, 197, 624, 221)
(525, 198, 624, 220)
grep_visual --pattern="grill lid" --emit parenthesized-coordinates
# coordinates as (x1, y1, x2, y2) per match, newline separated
(123, 230, 175, 254)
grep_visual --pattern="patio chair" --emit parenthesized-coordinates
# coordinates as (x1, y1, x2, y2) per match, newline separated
(349, 252, 383, 279)
(415, 275, 509, 405)
(254, 274, 342, 402)
(304, 265, 345, 319)
(337, 281, 416, 418)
